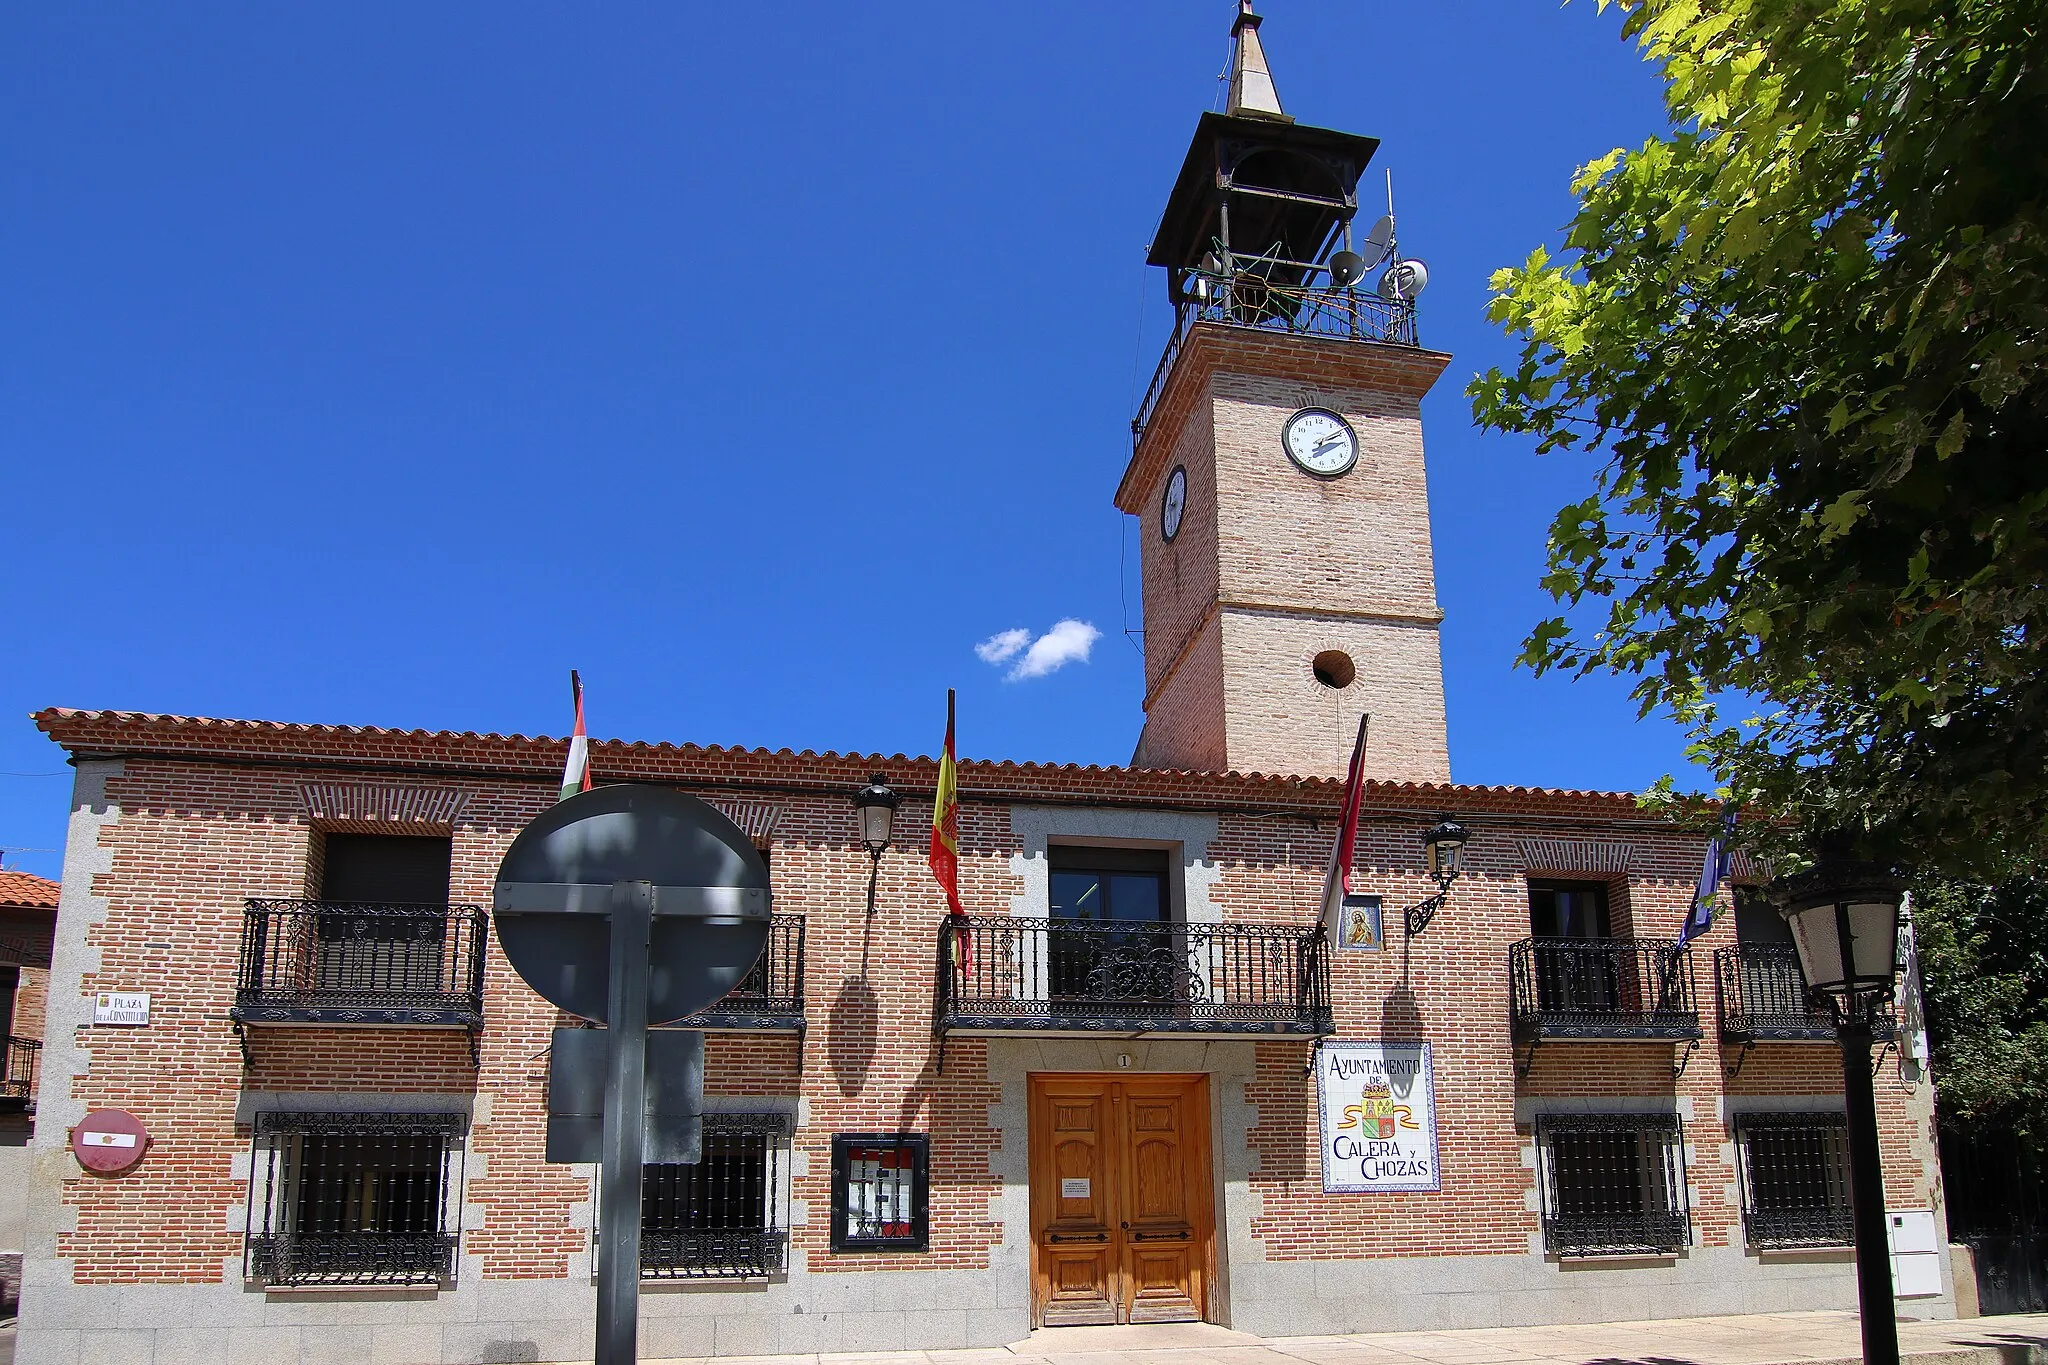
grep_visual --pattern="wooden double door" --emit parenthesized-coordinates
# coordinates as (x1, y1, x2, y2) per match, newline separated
(1028, 1074, 1213, 1326)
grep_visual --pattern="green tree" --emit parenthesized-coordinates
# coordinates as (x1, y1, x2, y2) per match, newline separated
(1472, 0, 2047, 868)
(1912, 873, 2048, 1137)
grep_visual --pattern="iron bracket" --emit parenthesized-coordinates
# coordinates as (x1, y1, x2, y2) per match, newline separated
(1673, 1036, 1700, 1080)
(1725, 1037, 1755, 1079)
(231, 1018, 252, 1070)
(1515, 1034, 1541, 1080)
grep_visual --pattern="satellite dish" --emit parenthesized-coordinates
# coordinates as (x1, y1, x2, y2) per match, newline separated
(1359, 215, 1396, 271)
(1328, 250, 1366, 288)
(1377, 258, 1429, 301)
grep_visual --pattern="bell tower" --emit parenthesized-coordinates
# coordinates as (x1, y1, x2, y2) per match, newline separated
(1120, 2, 1454, 783)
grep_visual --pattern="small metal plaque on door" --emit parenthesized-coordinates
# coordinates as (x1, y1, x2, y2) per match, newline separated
(1061, 1177, 1090, 1198)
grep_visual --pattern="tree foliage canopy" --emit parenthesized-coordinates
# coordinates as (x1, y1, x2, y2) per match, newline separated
(1473, 0, 2047, 867)
(1912, 873, 2048, 1137)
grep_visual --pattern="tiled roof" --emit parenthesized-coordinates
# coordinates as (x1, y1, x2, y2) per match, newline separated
(30, 707, 1654, 819)
(0, 869, 60, 909)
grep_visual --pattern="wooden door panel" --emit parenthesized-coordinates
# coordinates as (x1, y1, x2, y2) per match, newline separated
(1127, 1244, 1199, 1322)
(1042, 1245, 1119, 1325)
(1030, 1074, 1210, 1328)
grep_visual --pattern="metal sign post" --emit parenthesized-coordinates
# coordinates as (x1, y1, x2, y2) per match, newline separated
(493, 786, 773, 1365)
(598, 880, 652, 1365)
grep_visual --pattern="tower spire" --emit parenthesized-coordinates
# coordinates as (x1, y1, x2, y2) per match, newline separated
(1226, 1, 1291, 123)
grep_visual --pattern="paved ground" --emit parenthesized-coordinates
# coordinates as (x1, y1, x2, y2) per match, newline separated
(1, 1310, 2043, 1365)
(612, 1313, 2048, 1365)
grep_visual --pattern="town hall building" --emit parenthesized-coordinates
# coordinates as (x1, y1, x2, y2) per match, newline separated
(14, 8, 1952, 1363)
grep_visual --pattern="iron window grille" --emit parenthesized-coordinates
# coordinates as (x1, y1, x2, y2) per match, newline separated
(637, 1111, 794, 1279)
(1, 1034, 39, 1111)
(1535, 1112, 1691, 1257)
(1734, 1111, 1855, 1249)
(244, 1110, 466, 1287)
(831, 1133, 929, 1252)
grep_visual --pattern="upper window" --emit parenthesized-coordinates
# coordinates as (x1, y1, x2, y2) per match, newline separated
(640, 1112, 792, 1279)
(245, 1110, 466, 1287)
(1734, 1112, 1853, 1249)
(1528, 880, 1612, 939)
(1049, 846, 1170, 924)
(321, 834, 452, 904)
(1733, 886, 1796, 947)
(1534, 1112, 1690, 1257)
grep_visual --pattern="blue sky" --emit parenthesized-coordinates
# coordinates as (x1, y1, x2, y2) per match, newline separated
(0, 2, 1694, 883)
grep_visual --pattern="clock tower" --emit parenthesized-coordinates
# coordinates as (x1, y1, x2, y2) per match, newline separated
(1120, 2, 1454, 784)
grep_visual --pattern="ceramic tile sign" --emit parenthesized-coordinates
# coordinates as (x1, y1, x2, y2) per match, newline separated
(93, 991, 150, 1025)
(1316, 1040, 1440, 1192)
(1335, 894, 1384, 951)
(71, 1109, 151, 1175)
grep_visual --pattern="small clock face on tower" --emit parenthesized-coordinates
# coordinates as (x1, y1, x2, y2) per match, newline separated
(1161, 465, 1187, 542)
(1282, 407, 1359, 478)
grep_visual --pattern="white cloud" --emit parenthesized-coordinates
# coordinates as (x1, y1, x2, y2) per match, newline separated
(1004, 619, 1102, 681)
(975, 628, 1032, 665)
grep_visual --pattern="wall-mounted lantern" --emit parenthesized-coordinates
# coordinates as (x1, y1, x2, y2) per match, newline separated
(852, 774, 900, 917)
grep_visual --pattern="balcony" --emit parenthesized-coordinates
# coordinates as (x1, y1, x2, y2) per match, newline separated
(934, 915, 1332, 1038)
(673, 914, 806, 1033)
(232, 899, 488, 1028)
(1, 1034, 39, 1112)
(1134, 282, 1418, 448)
(1715, 945, 1894, 1043)
(1510, 938, 1703, 1041)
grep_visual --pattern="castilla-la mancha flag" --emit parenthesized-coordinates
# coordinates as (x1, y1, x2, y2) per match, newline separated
(929, 689, 971, 970)
(558, 670, 593, 803)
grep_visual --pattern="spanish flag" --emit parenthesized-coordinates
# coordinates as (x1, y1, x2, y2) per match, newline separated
(929, 689, 971, 970)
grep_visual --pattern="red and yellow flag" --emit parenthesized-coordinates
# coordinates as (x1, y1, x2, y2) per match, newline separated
(929, 689, 971, 974)
(929, 689, 962, 914)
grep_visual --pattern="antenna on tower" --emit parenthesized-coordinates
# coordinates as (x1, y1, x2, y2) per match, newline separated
(1373, 169, 1430, 301)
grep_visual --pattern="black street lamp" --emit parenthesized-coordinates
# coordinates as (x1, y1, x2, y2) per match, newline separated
(852, 774, 900, 918)
(1769, 846, 1907, 1365)
(1404, 817, 1470, 937)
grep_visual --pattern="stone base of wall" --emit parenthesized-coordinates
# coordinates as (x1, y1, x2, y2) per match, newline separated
(13, 1257, 1034, 1365)
(1224, 1245, 1956, 1338)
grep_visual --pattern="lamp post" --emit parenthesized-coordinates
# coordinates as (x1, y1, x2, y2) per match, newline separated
(852, 774, 900, 918)
(1403, 817, 1470, 937)
(1769, 847, 1906, 1365)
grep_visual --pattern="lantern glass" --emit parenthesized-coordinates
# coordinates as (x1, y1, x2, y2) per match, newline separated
(1423, 820, 1468, 881)
(853, 776, 899, 855)
(1782, 895, 1900, 998)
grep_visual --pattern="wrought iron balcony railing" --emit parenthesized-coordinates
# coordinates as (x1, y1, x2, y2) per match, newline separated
(1134, 280, 1419, 448)
(246, 1231, 458, 1287)
(1510, 938, 1703, 1040)
(1715, 944, 1896, 1042)
(233, 899, 488, 1026)
(673, 914, 805, 1032)
(1, 1034, 39, 1110)
(935, 915, 1332, 1037)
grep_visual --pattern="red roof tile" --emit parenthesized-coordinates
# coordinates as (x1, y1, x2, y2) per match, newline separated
(0, 869, 59, 909)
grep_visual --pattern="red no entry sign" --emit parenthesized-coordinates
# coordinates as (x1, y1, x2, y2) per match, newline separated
(71, 1109, 151, 1174)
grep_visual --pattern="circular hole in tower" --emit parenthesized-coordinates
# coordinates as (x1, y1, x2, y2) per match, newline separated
(1312, 650, 1357, 690)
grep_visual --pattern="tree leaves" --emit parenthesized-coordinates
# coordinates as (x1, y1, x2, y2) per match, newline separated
(1471, 0, 2048, 871)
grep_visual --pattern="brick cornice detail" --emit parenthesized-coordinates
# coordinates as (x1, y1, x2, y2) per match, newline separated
(1515, 838, 1637, 875)
(298, 782, 469, 831)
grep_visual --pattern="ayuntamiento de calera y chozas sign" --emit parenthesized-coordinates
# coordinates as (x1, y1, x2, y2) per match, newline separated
(1315, 1040, 1440, 1192)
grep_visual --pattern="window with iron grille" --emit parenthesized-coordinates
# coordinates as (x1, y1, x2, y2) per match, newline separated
(1535, 1112, 1690, 1256)
(1734, 1111, 1853, 1249)
(244, 1110, 465, 1287)
(830, 1132, 929, 1252)
(640, 1111, 793, 1279)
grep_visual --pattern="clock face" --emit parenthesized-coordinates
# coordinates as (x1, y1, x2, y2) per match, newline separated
(1161, 465, 1187, 542)
(1283, 407, 1359, 478)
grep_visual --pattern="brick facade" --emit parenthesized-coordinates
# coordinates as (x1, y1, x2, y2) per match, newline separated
(12, 713, 1950, 1361)
(1124, 327, 1455, 783)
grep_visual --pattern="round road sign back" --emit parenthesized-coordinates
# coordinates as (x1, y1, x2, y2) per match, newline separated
(72, 1109, 151, 1174)
(492, 785, 772, 1026)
